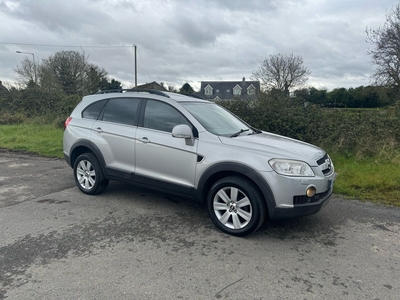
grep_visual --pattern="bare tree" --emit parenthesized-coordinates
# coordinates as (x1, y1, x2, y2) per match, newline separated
(160, 82, 178, 92)
(15, 50, 119, 95)
(14, 57, 37, 86)
(167, 84, 178, 92)
(15, 56, 63, 92)
(366, 4, 400, 88)
(252, 53, 311, 94)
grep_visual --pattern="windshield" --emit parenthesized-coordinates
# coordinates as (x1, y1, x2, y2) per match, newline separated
(182, 102, 251, 136)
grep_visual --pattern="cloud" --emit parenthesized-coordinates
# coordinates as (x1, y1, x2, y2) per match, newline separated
(0, 0, 398, 90)
(168, 14, 237, 47)
(1, 0, 111, 33)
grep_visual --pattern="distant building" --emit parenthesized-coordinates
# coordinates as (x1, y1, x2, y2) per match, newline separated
(197, 77, 260, 101)
(0, 80, 8, 93)
(135, 81, 167, 91)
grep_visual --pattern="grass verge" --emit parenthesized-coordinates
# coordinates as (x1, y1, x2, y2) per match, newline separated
(0, 124, 399, 207)
(0, 124, 64, 158)
(331, 153, 400, 207)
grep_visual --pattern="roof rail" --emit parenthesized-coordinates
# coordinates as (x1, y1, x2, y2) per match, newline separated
(94, 89, 170, 98)
(188, 94, 205, 100)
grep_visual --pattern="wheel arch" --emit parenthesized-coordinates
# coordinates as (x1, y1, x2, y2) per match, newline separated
(196, 162, 276, 217)
(69, 140, 106, 174)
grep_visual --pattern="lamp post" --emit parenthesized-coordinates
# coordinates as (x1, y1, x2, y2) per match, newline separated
(16, 51, 36, 83)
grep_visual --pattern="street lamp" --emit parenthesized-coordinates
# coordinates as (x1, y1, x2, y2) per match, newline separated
(16, 51, 36, 83)
(16, 50, 35, 62)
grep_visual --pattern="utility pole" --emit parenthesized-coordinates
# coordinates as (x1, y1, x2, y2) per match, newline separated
(134, 45, 137, 88)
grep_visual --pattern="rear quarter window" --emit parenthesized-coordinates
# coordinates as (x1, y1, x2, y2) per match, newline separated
(82, 99, 107, 120)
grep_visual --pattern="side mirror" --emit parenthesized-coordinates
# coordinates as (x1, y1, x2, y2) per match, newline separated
(172, 124, 195, 146)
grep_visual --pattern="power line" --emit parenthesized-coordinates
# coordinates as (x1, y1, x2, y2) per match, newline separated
(5, 41, 146, 86)
(136, 47, 151, 82)
(0, 42, 132, 48)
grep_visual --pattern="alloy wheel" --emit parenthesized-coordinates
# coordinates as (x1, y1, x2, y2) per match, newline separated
(213, 186, 253, 230)
(76, 159, 96, 190)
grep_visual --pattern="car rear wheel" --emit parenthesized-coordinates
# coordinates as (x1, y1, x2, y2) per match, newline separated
(207, 176, 266, 236)
(74, 153, 109, 195)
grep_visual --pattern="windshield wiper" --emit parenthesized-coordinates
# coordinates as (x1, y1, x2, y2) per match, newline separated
(230, 128, 250, 138)
(250, 128, 262, 134)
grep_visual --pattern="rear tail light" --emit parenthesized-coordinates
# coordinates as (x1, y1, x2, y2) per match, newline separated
(64, 117, 72, 130)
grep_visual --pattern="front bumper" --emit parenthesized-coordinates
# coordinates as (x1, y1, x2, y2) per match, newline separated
(261, 170, 337, 220)
(269, 183, 334, 220)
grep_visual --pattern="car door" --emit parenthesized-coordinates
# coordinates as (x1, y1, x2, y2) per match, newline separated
(90, 97, 140, 178)
(134, 99, 198, 195)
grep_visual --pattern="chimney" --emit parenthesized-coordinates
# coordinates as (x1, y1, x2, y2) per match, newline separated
(242, 77, 245, 82)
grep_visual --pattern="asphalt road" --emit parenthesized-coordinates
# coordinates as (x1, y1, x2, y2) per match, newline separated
(0, 151, 399, 299)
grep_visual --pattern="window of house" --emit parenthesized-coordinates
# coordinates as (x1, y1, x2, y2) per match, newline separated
(233, 85, 242, 96)
(216, 89, 219, 93)
(204, 85, 213, 95)
(226, 89, 230, 93)
(82, 99, 107, 120)
(247, 85, 256, 95)
(143, 100, 190, 132)
(102, 98, 140, 126)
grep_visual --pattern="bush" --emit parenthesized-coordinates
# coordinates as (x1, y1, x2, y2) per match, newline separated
(217, 94, 400, 159)
(0, 88, 80, 126)
(2, 88, 399, 160)
(0, 112, 27, 124)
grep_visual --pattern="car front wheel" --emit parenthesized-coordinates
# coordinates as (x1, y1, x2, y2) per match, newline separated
(73, 153, 109, 195)
(207, 176, 266, 236)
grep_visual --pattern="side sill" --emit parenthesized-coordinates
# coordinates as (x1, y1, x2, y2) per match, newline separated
(105, 167, 132, 181)
(104, 167, 195, 199)
(133, 175, 193, 196)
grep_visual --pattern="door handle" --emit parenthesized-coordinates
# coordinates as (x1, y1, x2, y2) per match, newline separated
(138, 137, 150, 144)
(94, 127, 103, 133)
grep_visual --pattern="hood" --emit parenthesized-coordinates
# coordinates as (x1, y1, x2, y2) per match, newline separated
(219, 132, 325, 165)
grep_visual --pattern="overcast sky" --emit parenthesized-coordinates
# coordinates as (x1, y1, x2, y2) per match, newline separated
(0, 0, 398, 91)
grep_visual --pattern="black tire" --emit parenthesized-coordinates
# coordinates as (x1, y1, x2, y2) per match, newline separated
(73, 153, 109, 195)
(207, 176, 266, 237)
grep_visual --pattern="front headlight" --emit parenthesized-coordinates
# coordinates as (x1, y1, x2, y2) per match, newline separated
(269, 159, 314, 177)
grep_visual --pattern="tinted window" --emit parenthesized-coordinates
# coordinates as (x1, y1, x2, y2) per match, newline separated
(82, 99, 107, 120)
(144, 100, 190, 132)
(102, 98, 140, 126)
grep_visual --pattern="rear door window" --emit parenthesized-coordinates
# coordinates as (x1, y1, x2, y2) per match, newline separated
(102, 98, 140, 126)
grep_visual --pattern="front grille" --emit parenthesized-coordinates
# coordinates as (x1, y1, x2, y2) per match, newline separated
(317, 153, 333, 176)
(293, 190, 330, 205)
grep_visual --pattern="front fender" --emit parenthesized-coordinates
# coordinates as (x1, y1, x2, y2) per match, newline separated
(195, 162, 276, 217)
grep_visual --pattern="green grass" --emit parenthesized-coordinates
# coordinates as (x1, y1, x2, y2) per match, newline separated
(331, 153, 400, 207)
(0, 124, 399, 207)
(0, 124, 64, 158)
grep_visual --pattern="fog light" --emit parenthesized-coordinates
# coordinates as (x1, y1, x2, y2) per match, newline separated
(306, 186, 316, 197)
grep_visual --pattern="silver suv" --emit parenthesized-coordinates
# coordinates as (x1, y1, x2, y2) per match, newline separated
(63, 89, 336, 236)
